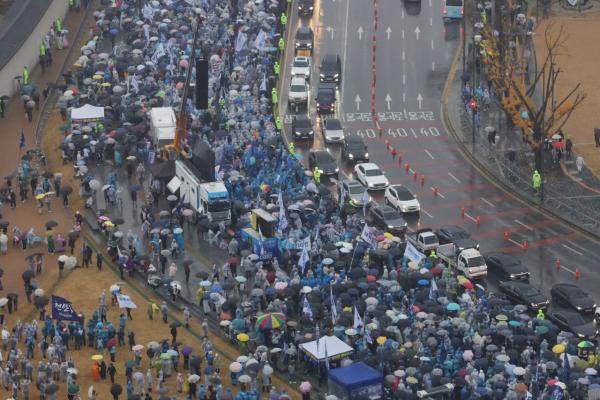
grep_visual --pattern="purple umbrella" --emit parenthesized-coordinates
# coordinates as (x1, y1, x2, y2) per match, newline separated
(182, 346, 193, 356)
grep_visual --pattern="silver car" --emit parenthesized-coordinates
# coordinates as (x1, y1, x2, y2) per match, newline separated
(338, 179, 371, 207)
(322, 118, 345, 143)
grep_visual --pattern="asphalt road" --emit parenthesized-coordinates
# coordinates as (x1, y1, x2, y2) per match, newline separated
(280, 0, 600, 302)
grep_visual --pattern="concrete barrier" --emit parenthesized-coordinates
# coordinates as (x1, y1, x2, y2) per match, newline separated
(0, 0, 69, 98)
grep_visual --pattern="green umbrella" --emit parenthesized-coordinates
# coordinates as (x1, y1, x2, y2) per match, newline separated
(67, 384, 80, 395)
(154, 90, 166, 98)
(535, 325, 549, 335)
(125, 360, 136, 368)
(578, 341, 594, 349)
(160, 352, 171, 360)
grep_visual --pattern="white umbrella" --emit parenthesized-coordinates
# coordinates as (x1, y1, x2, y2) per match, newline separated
(229, 362, 242, 373)
(34, 288, 45, 297)
(67, 368, 78, 375)
(58, 254, 69, 263)
(89, 180, 101, 190)
(236, 355, 249, 363)
(513, 366, 526, 376)
(238, 374, 251, 384)
(262, 365, 273, 375)
(65, 256, 77, 269)
(188, 374, 200, 383)
(0, 298, 8, 307)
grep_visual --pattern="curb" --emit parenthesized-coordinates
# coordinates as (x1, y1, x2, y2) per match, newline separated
(439, 27, 600, 243)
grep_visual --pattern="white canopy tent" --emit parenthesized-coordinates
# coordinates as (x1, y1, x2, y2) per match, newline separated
(299, 335, 354, 361)
(70, 104, 105, 122)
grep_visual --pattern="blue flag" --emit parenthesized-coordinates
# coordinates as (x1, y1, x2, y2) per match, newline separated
(19, 130, 26, 150)
(51, 295, 82, 322)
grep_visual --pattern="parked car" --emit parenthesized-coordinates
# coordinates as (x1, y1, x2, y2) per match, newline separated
(354, 162, 389, 190)
(551, 283, 596, 314)
(367, 204, 408, 235)
(484, 252, 530, 281)
(384, 185, 420, 213)
(499, 281, 549, 310)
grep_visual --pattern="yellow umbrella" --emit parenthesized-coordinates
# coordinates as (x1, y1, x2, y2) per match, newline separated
(406, 376, 418, 384)
(457, 276, 470, 285)
(91, 354, 103, 361)
(103, 221, 114, 228)
(93, 74, 103, 80)
(35, 194, 45, 200)
(237, 333, 249, 343)
(552, 344, 566, 354)
(342, 306, 352, 313)
(376, 336, 387, 346)
(383, 232, 394, 239)
(100, 82, 111, 87)
(407, 261, 418, 270)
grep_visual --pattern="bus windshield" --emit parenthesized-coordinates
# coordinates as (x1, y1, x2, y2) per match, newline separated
(446, 0, 463, 6)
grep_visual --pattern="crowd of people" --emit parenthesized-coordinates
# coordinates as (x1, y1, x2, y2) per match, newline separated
(5, 0, 599, 398)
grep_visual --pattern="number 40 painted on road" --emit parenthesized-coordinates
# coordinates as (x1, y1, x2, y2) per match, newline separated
(386, 127, 440, 138)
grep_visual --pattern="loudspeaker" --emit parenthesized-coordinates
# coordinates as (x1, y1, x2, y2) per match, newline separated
(195, 58, 209, 110)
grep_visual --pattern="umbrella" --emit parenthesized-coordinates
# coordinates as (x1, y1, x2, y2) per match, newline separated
(446, 303, 460, 311)
(45, 220, 59, 229)
(0, 298, 8, 307)
(188, 374, 200, 383)
(67, 367, 78, 375)
(45, 383, 59, 394)
(34, 296, 49, 307)
(91, 354, 103, 361)
(33, 288, 45, 296)
(237, 333, 249, 342)
(169, 321, 182, 329)
(238, 375, 251, 384)
(230, 362, 242, 373)
(256, 313, 286, 329)
(299, 381, 312, 393)
(60, 186, 73, 195)
(132, 344, 144, 351)
(110, 384, 122, 396)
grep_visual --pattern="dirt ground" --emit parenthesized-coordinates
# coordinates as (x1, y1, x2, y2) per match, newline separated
(534, 14, 600, 178)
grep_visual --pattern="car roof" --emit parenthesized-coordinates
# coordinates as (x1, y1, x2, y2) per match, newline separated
(322, 54, 339, 64)
(290, 77, 307, 85)
(343, 180, 363, 188)
(325, 118, 342, 127)
(500, 280, 534, 290)
(358, 162, 379, 170)
(294, 115, 311, 122)
(486, 252, 519, 264)
(441, 225, 467, 234)
(294, 56, 310, 63)
(391, 185, 412, 194)
(553, 283, 582, 292)
(346, 136, 365, 144)
(296, 26, 313, 34)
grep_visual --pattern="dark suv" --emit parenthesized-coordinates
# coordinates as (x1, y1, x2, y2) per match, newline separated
(319, 54, 341, 84)
(298, 0, 314, 16)
(294, 26, 314, 54)
(291, 115, 314, 140)
(342, 136, 369, 163)
(315, 83, 336, 115)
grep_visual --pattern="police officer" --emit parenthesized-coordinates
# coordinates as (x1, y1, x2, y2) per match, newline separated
(280, 12, 287, 28)
(532, 170, 541, 195)
(537, 308, 545, 320)
(275, 116, 283, 132)
(278, 37, 285, 53)
(271, 88, 278, 105)
(288, 142, 295, 155)
(55, 17, 62, 33)
(273, 61, 280, 76)
(22, 66, 29, 86)
(313, 167, 321, 184)
(39, 43, 46, 73)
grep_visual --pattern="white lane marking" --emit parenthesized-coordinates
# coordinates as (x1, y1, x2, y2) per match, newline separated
(402, 29, 405, 39)
(562, 243, 583, 256)
(447, 172, 461, 183)
(514, 219, 534, 231)
(401, 10, 405, 19)
(402, 93, 406, 102)
(402, 74, 406, 85)
(421, 208, 433, 218)
(431, 39, 434, 49)
(424, 149, 434, 159)
(480, 197, 495, 207)
(341, 0, 350, 96)
(430, 17, 433, 26)
(432, 61, 435, 71)
(567, 240, 588, 252)
(429, 0, 432, 6)
(430, 187, 446, 199)
(402, 51, 406, 61)
(508, 238, 525, 248)
(463, 212, 477, 222)
(558, 264, 577, 274)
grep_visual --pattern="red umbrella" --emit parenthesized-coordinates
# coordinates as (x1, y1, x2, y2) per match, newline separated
(106, 338, 116, 349)
(219, 312, 232, 321)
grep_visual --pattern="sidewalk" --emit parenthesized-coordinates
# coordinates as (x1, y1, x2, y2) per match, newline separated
(443, 18, 600, 237)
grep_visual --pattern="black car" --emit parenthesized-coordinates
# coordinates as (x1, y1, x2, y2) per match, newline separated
(315, 83, 336, 115)
(498, 281, 549, 310)
(320, 54, 341, 84)
(341, 136, 369, 163)
(298, 0, 314, 15)
(547, 309, 599, 339)
(294, 26, 314, 54)
(484, 252, 530, 281)
(308, 150, 339, 177)
(291, 115, 314, 140)
(551, 283, 596, 313)
(367, 204, 407, 235)
(435, 225, 479, 250)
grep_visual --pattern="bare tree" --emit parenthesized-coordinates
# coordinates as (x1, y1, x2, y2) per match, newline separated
(481, 22, 585, 170)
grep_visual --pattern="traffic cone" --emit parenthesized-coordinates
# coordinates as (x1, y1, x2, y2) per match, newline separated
(420, 176, 425, 187)
(460, 207, 465, 218)
(575, 268, 580, 280)
(432, 187, 438, 197)
(522, 241, 529, 251)
(405, 162, 410, 173)
(555, 258, 560, 270)
(476, 216, 481, 226)
(413, 170, 417, 181)
(397, 155, 402, 165)
(503, 231, 509, 240)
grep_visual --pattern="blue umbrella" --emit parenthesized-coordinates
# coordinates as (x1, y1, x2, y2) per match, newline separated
(508, 320, 522, 328)
(446, 303, 460, 311)
(418, 279, 430, 287)
(211, 285, 223, 293)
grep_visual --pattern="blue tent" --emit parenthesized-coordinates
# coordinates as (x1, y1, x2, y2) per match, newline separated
(328, 362, 383, 399)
